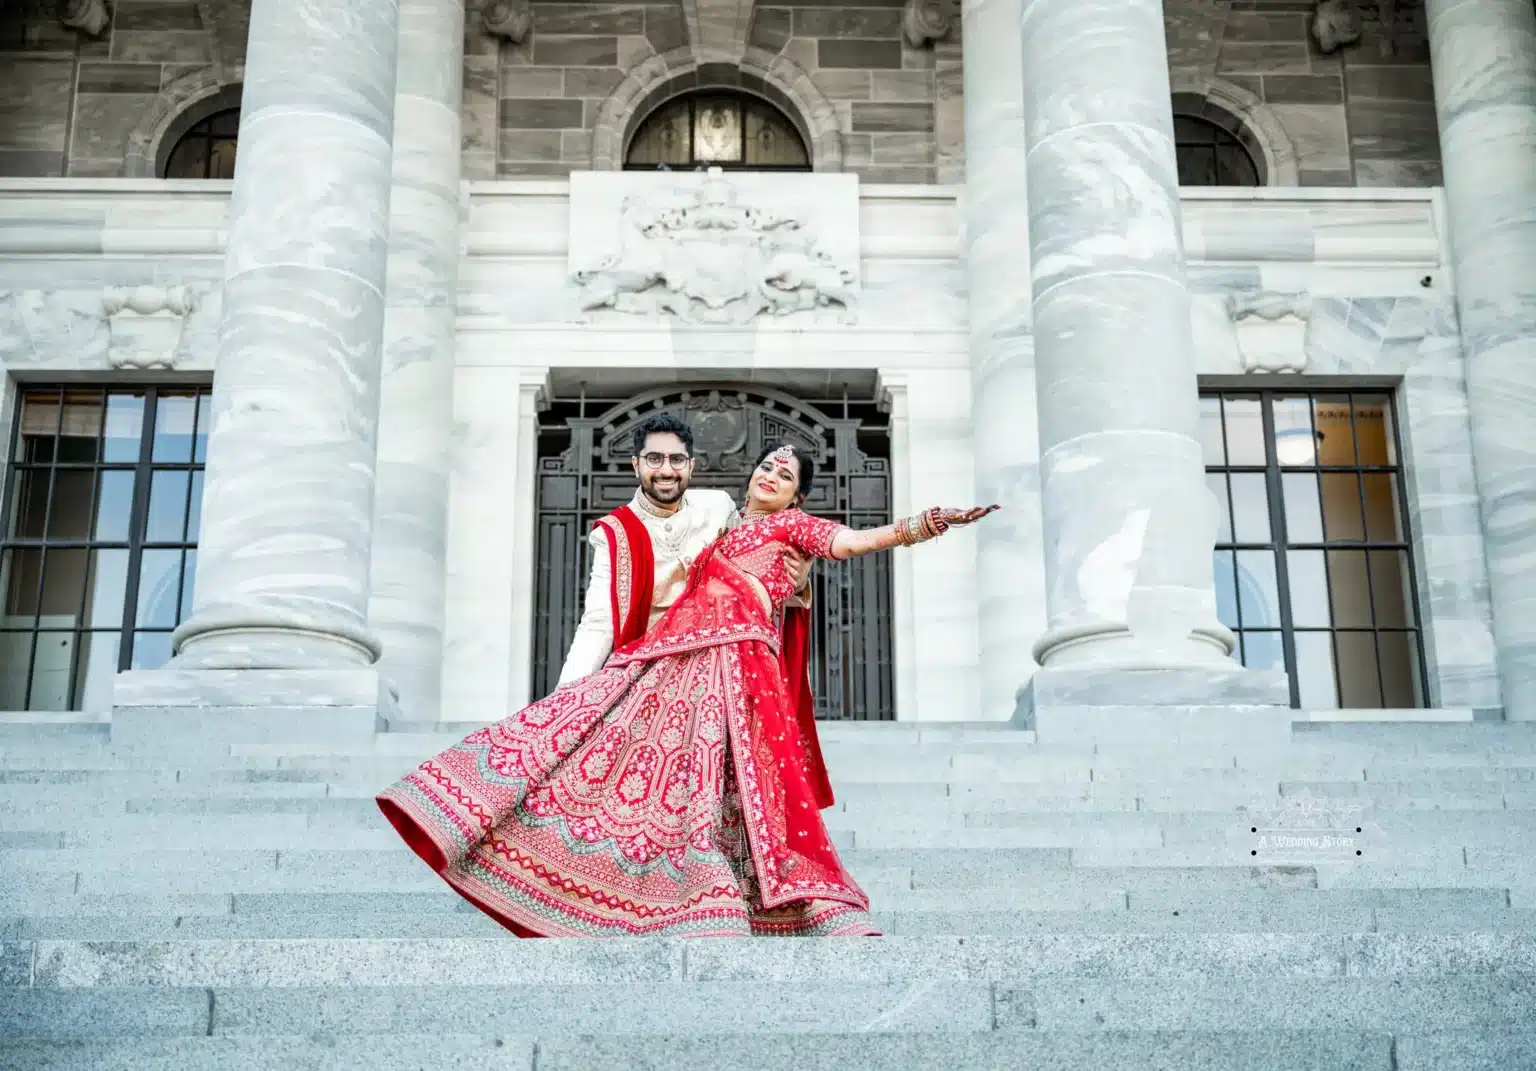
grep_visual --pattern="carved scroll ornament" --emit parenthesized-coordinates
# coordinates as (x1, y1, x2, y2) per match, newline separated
(61, 0, 111, 37)
(572, 172, 858, 325)
(902, 0, 954, 47)
(483, 0, 532, 43)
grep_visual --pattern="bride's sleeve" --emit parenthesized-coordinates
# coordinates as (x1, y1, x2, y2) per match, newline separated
(782, 509, 850, 560)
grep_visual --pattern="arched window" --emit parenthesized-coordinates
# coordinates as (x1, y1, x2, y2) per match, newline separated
(625, 92, 810, 172)
(162, 108, 240, 179)
(1174, 113, 1262, 187)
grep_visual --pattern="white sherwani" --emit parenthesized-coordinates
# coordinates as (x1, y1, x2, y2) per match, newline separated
(556, 488, 737, 686)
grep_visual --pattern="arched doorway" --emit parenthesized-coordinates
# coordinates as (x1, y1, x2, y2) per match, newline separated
(532, 385, 894, 720)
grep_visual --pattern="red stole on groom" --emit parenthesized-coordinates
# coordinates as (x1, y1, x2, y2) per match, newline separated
(593, 506, 655, 651)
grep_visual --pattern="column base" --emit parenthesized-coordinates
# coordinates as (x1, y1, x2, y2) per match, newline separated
(110, 667, 397, 750)
(1014, 664, 1294, 749)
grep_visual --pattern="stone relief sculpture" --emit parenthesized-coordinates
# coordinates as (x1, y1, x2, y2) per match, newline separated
(1226, 289, 1312, 373)
(102, 285, 199, 369)
(901, 0, 954, 48)
(1310, 0, 1399, 58)
(60, 0, 111, 36)
(482, 0, 532, 43)
(571, 172, 859, 325)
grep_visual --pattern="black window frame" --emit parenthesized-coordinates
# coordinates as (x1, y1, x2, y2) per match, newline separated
(1174, 112, 1262, 188)
(623, 92, 812, 173)
(162, 107, 240, 180)
(1205, 388, 1430, 709)
(0, 384, 209, 710)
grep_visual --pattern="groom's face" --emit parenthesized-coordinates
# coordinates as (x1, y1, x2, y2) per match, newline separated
(633, 432, 693, 506)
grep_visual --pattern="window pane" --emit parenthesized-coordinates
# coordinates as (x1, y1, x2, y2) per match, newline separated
(745, 104, 809, 167)
(0, 632, 35, 708)
(6, 468, 49, 538)
(626, 100, 691, 167)
(145, 470, 191, 542)
(693, 98, 743, 163)
(194, 393, 212, 463)
(1353, 394, 1397, 465)
(1282, 472, 1323, 543)
(1294, 631, 1338, 709)
(152, 393, 199, 462)
(164, 135, 210, 179)
(1327, 549, 1372, 628)
(84, 548, 129, 628)
(1361, 474, 1402, 541)
(26, 631, 74, 710)
(1286, 549, 1331, 628)
(1208, 473, 1232, 543)
(73, 631, 121, 712)
(1199, 396, 1225, 466)
(45, 468, 95, 539)
(1377, 631, 1422, 708)
(1313, 397, 1357, 465)
(1222, 397, 1266, 465)
(1272, 396, 1316, 467)
(179, 549, 197, 622)
(208, 109, 240, 137)
(1369, 549, 1416, 628)
(103, 393, 146, 463)
(93, 470, 135, 541)
(208, 137, 238, 180)
(187, 470, 204, 541)
(1235, 549, 1280, 630)
(39, 547, 88, 623)
(1, 547, 41, 619)
(1229, 473, 1271, 543)
(1241, 629, 1285, 671)
(136, 548, 182, 629)
(1335, 631, 1383, 707)
(1320, 474, 1365, 541)
(1213, 549, 1239, 630)
(130, 630, 174, 671)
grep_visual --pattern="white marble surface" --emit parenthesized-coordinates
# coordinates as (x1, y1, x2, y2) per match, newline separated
(1427, 0, 1536, 720)
(168, 0, 402, 670)
(369, 0, 466, 722)
(1020, 0, 1232, 672)
(961, 0, 1048, 720)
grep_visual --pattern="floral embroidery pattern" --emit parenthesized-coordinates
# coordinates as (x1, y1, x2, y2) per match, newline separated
(378, 508, 875, 938)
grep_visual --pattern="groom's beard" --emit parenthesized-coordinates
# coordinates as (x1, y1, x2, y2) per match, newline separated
(640, 469, 687, 506)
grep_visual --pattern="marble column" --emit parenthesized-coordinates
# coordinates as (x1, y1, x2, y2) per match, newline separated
(962, 0, 1048, 719)
(1427, 0, 1536, 720)
(169, 0, 401, 669)
(1019, 0, 1237, 682)
(368, 0, 466, 721)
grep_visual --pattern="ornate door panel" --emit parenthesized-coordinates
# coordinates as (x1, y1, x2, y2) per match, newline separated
(532, 386, 894, 720)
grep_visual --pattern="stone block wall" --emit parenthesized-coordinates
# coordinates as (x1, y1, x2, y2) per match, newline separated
(0, 0, 1445, 188)
(0, 0, 244, 178)
(1165, 0, 1441, 187)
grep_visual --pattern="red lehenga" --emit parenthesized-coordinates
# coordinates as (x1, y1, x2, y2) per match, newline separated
(377, 508, 878, 938)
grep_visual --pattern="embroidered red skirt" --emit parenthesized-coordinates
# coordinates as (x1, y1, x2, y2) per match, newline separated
(377, 634, 877, 938)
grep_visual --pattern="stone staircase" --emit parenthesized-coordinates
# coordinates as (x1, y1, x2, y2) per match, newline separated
(3, 711, 1536, 1069)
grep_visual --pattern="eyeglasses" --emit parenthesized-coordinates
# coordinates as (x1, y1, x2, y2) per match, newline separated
(640, 452, 692, 470)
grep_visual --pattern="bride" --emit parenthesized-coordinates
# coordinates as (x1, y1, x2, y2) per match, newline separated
(378, 443, 996, 938)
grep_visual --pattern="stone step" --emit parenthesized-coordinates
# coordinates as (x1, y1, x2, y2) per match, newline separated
(10, 901, 1536, 941)
(0, 1029, 1475, 1071)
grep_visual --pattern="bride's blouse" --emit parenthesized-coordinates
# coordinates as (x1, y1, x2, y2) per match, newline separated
(714, 508, 846, 614)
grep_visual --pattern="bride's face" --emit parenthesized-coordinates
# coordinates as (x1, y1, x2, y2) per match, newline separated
(747, 453, 802, 513)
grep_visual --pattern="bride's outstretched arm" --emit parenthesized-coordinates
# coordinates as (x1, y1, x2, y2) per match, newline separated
(829, 506, 999, 560)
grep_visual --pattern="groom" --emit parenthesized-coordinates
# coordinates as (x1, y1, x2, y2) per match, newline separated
(556, 412, 814, 686)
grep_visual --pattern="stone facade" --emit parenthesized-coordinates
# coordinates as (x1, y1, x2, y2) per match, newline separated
(0, 0, 1443, 186)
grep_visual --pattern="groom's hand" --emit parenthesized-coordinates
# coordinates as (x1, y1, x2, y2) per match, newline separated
(783, 546, 814, 595)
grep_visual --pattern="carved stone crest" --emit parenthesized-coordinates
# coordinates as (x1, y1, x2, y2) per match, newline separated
(102, 285, 198, 369)
(569, 169, 860, 325)
(1226, 289, 1312, 373)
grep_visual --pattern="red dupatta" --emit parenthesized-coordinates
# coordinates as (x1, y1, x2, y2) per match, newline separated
(780, 607, 834, 810)
(593, 506, 655, 651)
